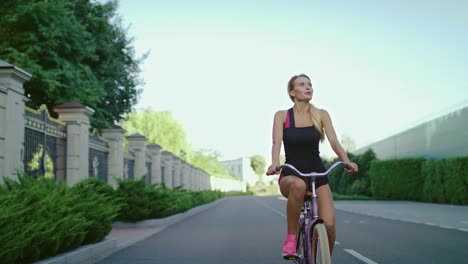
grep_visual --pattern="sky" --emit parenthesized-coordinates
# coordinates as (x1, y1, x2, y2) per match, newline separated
(116, 0, 468, 162)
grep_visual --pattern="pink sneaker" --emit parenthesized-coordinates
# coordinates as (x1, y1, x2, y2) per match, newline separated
(282, 234, 297, 256)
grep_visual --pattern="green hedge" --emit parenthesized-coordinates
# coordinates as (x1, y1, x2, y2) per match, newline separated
(115, 176, 225, 222)
(0, 175, 226, 262)
(326, 149, 377, 196)
(0, 176, 121, 263)
(370, 158, 425, 200)
(369, 156, 468, 204)
(422, 159, 447, 203)
(422, 157, 468, 205)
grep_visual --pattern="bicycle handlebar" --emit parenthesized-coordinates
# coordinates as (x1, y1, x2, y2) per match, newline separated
(275, 161, 350, 177)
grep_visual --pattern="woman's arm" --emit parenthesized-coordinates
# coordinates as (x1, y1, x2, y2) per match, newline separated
(320, 109, 358, 174)
(266, 110, 285, 175)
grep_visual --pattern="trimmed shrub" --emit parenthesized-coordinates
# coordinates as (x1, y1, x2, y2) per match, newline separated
(370, 158, 425, 200)
(422, 159, 447, 203)
(115, 177, 153, 221)
(0, 175, 121, 263)
(326, 149, 376, 196)
(0, 176, 90, 263)
(115, 177, 225, 222)
(70, 177, 122, 244)
(444, 157, 468, 204)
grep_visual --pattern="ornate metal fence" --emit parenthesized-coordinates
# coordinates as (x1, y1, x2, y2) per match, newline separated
(161, 164, 165, 185)
(89, 135, 109, 182)
(146, 158, 152, 185)
(124, 155, 135, 180)
(24, 105, 67, 179)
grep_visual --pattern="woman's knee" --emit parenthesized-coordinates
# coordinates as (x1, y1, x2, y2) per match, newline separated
(289, 179, 306, 196)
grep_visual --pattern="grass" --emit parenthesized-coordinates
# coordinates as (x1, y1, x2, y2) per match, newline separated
(332, 193, 373, 200)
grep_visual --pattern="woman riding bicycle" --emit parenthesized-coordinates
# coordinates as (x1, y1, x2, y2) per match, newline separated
(266, 74, 358, 257)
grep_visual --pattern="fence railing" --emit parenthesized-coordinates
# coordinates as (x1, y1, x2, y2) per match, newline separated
(24, 105, 67, 180)
(124, 155, 135, 180)
(88, 134, 109, 182)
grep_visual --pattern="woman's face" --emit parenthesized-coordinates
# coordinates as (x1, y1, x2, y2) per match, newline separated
(290, 76, 312, 101)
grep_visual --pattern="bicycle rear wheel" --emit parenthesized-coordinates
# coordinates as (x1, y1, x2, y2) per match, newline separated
(310, 223, 331, 264)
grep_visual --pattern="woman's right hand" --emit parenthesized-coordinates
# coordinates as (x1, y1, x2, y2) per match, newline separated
(266, 164, 280, 176)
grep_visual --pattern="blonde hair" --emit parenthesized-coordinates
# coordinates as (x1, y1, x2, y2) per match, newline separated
(287, 74, 325, 141)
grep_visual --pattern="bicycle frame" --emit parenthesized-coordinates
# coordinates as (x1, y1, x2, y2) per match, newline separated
(277, 161, 349, 264)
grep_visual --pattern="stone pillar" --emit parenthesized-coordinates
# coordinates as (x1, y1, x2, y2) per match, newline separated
(126, 133, 147, 180)
(186, 164, 193, 190)
(55, 103, 94, 186)
(202, 171, 208, 190)
(188, 165, 195, 191)
(180, 160, 188, 189)
(161, 150, 173, 188)
(147, 143, 162, 184)
(101, 125, 126, 188)
(196, 170, 201, 191)
(172, 157, 181, 188)
(202, 170, 208, 190)
(0, 60, 31, 183)
(196, 168, 201, 191)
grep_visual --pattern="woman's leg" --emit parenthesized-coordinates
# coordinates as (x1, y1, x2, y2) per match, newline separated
(316, 184, 336, 255)
(280, 176, 306, 235)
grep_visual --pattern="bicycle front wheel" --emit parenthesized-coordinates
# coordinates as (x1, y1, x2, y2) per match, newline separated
(310, 223, 331, 264)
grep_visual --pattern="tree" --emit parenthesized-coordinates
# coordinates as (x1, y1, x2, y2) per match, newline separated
(341, 134, 356, 152)
(0, 0, 143, 129)
(123, 107, 191, 159)
(190, 149, 230, 176)
(250, 155, 266, 180)
(123, 108, 230, 176)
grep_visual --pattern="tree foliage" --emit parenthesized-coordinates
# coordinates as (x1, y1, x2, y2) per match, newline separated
(250, 155, 266, 177)
(122, 107, 191, 159)
(190, 149, 230, 176)
(0, 0, 143, 129)
(123, 108, 230, 176)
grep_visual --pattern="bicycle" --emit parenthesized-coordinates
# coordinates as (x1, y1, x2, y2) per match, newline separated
(276, 161, 350, 264)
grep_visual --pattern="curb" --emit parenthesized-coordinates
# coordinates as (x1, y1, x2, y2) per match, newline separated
(34, 239, 116, 264)
(34, 198, 225, 264)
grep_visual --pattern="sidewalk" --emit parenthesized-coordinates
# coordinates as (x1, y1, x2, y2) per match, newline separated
(334, 200, 468, 232)
(35, 198, 226, 264)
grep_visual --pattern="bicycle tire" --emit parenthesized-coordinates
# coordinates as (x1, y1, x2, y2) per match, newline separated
(310, 223, 331, 264)
(296, 227, 307, 264)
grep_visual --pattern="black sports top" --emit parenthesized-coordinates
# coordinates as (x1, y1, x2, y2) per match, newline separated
(282, 108, 326, 176)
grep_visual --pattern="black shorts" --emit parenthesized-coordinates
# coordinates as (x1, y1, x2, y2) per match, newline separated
(278, 174, 328, 190)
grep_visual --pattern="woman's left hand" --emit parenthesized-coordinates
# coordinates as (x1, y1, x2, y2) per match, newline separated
(345, 162, 359, 175)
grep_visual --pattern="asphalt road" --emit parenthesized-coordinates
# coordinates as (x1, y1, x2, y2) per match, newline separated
(97, 196, 468, 264)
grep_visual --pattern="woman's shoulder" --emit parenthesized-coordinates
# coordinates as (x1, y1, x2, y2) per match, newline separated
(274, 109, 289, 120)
(317, 107, 331, 119)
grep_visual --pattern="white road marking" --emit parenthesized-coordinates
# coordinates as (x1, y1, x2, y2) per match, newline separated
(461, 221, 468, 225)
(439, 225, 453, 229)
(345, 249, 379, 264)
(335, 241, 341, 245)
(253, 198, 286, 218)
(278, 196, 287, 201)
